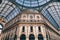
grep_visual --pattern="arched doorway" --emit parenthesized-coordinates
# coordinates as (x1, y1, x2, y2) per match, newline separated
(29, 34, 35, 40)
(20, 34, 26, 40)
(38, 34, 43, 40)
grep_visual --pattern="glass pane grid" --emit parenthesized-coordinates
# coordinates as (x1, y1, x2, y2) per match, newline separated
(16, 0, 50, 7)
(42, 2, 60, 28)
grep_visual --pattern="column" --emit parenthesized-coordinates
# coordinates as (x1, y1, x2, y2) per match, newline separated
(16, 26, 21, 40)
(26, 26, 29, 40)
(35, 26, 38, 40)
(26, 37, 29, 40)
(17, 37, 20, 40)
(35, 37, 38, 40)
(26, 26, 30, 40)
(41, 25, 47, 40)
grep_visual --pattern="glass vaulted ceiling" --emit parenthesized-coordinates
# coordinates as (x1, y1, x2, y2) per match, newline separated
(42, 2, 60, 28)
(0, 0, 60, 29)
(15, 0, 50, 8)
(0, 0, 20, 22)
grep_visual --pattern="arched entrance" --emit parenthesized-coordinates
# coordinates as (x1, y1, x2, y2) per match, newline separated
(38, 34, 43, 40)
(20, 34, 26, 40)
(29, 34, 35, 40)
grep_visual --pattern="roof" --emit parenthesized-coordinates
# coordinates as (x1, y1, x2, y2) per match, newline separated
(42, 2, 60, 28)
(0, 0, 60, 29)
(15, 0, 50, 8)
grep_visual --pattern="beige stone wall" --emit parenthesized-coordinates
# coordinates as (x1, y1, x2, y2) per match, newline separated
(1, 10, 60, 40)
(45, 26, 60, 40)
(17, 24, 44, 40)
(1, 27, 16, 40)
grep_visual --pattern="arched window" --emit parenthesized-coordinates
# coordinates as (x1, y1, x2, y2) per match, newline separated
(30, 26, 33, 32)
(30, 20, 33, 22)
(29, 34, 35, 40)
(30, 16, 33, 22)
(20, 34, 26, 40)
(37, 16, 39, 18)
(38, 26, 41, 32)
(22, 26, 25, 32)
(38, 34, 43, 40)
(30, 16, 33, 19)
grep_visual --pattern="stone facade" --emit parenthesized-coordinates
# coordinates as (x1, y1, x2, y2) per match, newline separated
(0, 10, 60, 40)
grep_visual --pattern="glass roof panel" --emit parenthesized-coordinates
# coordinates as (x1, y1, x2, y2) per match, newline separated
(0, 0, 21, 22)
(15, 0, 50, 7)
(42, 2, 60, 28)
(5, 7, 21, 22)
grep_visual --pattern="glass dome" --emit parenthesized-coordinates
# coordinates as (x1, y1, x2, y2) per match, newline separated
(15, 0, 50, 8)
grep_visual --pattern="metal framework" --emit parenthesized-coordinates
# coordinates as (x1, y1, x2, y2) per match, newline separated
(42, 2, 60, 28)
(0, 0, 60, 29)
(0, 0, 20, 22)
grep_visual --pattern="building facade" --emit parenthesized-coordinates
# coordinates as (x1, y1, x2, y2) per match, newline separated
(0, 0, 60, 40)
(0, 10, 60, 40)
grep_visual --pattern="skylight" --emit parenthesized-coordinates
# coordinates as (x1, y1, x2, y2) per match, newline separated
(16, 0, 50, 7)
